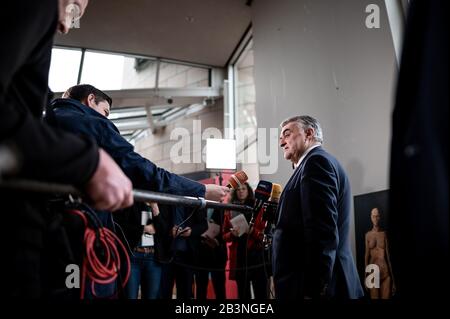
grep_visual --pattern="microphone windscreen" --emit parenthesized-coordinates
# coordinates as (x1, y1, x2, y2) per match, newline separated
(269, 183, 282, 202)
(227, 171, 248, 189)
(254, 180, 273, 202)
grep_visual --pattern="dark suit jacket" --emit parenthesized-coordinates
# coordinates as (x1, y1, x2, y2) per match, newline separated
(272, 146, 363, 299)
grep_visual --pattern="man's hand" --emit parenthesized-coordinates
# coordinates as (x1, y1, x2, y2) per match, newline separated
(179, 227, 192, 237)
(144, 224, 156, 235)
(230, 226, 240, 237)
(148, 202, 160, 217)
(85, 149, 133, 211)
(204, 184, 229, 202)
(202, 235, 219, 248)
(172, 225, 192, 237)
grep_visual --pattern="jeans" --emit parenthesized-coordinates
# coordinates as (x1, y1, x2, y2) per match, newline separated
(124, 251, 162, 299)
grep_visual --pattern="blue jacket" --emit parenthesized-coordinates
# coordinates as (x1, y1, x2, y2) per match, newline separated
(46, 98, 205, 198)
(272, 146, 363, 299)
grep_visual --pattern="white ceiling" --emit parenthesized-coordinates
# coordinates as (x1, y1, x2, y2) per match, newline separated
(54, 0, 252, 67)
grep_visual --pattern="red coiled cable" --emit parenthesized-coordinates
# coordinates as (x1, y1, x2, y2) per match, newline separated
(68, 209, 130, 299)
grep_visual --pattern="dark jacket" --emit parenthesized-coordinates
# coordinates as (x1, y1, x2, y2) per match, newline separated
(113, 203, 172, 263)
(222, 199, 259, 280)
(170, 206, 208, 258)
(389, 0, 448, 298)
(197, 209, 227, 268)
(46, 98, 205, 197)
(0, 1, 99, 298)
(272, 146, 363, 299)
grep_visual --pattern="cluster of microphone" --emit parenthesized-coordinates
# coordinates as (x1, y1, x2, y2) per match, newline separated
(225, 170, 282, 248)
(252, 180, 282, 248)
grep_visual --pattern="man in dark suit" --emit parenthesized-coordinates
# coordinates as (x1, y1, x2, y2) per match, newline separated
(273, 115, 363, 299)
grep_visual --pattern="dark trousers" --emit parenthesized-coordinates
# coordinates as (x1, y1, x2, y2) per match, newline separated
(161, 252, 194, 299)
(195, 269, 226, 299)
(236, 249, 269, 299)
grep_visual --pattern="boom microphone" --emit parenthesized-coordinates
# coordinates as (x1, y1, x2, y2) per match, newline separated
(226, 170, 248, 189)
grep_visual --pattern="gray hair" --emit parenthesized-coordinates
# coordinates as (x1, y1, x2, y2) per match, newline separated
(280, 115, 323, 143)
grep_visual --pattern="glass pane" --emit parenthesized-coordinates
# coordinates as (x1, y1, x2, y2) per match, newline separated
(48, 48, 82, 92)
(235, 40, 257, 130)
(81, 51, 157, 90)
(234, 39, 259, 185)
(80, 51, 125, 90)
(158, 62, 209, 88)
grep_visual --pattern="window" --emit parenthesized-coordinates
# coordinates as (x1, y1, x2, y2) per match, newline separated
(80, 51, 125, 90)
(49, 47, 211, 92)
(48, 48, 82, 92)
(234, 40, 257, 130)
(232, 38, 259, 186)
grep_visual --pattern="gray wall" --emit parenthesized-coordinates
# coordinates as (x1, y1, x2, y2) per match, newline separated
(252, 0, 396, 195)
(251, 0, 397, 256)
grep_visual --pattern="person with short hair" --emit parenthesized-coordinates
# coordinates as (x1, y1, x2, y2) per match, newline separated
(273, 115, 363, 299)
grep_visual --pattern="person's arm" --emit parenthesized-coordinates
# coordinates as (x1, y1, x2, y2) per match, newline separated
(0, 2, 133, 211)
(300, 155, 339, 298)
(222, 211, 239, 242)
(99, 121, 208, 196)
(112, 206, 145, 246)
(189, 208, 208, 237)
(211, 209, 225, 244)
(248, 209, 265, 243)
(101, 121, 229, 201)
(0, 3, 97, 186)
(152, 203, 170, 236)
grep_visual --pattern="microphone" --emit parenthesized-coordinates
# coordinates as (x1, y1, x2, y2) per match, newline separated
(250, 180, 273, 226)
(269, 183, 282, 203)
(263, 183, 282, 223)
(262, 183, 282, 247)
(226, 171, 248, 189)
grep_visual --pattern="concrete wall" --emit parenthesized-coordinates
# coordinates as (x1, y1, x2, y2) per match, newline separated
(252, 0, 396, 195)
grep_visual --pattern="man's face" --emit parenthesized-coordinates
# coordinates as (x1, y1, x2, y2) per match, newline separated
(92, 101, 110, 118)
(86, 94, 110, 117)
(279, 122, 308, 163)
(57, 0, 89, 34)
